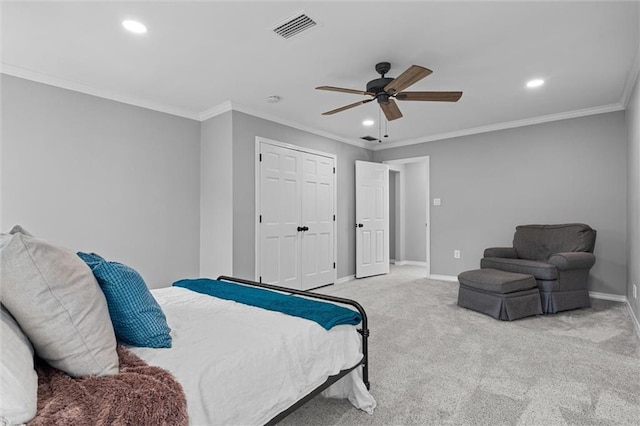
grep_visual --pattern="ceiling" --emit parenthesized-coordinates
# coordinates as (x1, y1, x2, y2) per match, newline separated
(2, 1, 639, 149)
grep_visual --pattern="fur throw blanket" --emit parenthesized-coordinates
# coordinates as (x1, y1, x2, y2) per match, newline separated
(30, 346, 188, 425)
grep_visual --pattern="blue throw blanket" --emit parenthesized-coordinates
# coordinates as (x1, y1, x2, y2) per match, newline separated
(173, 278, 362, 330)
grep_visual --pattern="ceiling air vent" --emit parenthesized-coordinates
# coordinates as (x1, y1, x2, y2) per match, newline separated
(360, 136, 378, 142)
(271, 12, 317, 39)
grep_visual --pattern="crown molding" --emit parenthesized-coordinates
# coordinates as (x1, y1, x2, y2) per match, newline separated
(1, 63, 201, 120)
(4, 62, 632, 152)
(0, 65, 368, 148)
(226, 102, 372, 149)
(199, 101, 233, 121)
(372, 103, 625, 151)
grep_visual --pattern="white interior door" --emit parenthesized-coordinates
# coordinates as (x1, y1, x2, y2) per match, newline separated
(355, 160, 389, 278)
(260, 144, 300, 287)
(300, 152, 334, 289)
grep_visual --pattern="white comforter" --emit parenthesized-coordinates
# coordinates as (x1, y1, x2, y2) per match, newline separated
(130, 287, 376, 426)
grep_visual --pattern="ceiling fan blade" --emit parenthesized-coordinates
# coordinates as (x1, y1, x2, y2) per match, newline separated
(396, 91, 463, 102)
(384, 65, 433, 95)
(316, 86, 371, 96)
(322, 99, 373, 115)
(379, 99, 403, 121)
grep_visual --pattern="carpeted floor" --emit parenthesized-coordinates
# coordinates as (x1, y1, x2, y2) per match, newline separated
(279, 265, 640, 426)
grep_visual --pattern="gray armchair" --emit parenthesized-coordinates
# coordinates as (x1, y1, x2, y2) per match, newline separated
(481, 224, 596, 313)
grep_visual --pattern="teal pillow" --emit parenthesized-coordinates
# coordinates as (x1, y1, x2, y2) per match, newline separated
(77, 252, 171, 348)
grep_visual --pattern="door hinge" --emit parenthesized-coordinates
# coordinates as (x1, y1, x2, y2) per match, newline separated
(333, 262, 336, 269)
(259, 153, 262, 162)
(259, 215, 262, 223)
(259, 276, 262, 283)
(333, 214, 336, 221)
(333, 167, 336, 174)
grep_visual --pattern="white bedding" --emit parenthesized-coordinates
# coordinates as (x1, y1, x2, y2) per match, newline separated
(130, 286, 376, 425)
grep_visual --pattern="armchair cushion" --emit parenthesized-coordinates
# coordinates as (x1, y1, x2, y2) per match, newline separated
(481, 257, 557, 281)
(547, 252, 596, 271)
(513, 224, 596, 261)
(483, 247, 517, 258)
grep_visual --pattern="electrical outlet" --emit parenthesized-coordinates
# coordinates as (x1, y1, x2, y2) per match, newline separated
(633, 284, 637, 299)
(454, 250, 461, 259)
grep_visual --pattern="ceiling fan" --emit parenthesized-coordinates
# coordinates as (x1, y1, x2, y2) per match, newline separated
(316, 62, 462, 121)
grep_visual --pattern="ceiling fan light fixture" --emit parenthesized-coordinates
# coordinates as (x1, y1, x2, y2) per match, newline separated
(526, 78, 544, 88)
(362, 119, 375, 126)
(122, 20, 147, 34)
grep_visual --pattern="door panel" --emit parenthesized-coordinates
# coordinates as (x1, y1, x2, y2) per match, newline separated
(300, 152, 334, 289)
(260, 144, 300, 286)
(356, 160, 389, 278)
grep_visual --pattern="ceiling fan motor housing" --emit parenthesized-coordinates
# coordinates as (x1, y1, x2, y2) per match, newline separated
(368, 62, 394, 104)
(366, 77, 394, 98)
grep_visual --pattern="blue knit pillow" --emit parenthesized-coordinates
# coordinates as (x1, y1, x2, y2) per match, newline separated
(77, 252, 172, 348)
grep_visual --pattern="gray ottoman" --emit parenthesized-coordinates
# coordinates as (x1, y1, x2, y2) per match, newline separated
(457, 268, 542, 321)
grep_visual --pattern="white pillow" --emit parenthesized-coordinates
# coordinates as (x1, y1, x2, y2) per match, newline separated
(0, 227, 119, 377)
(0, 305, 38, 424)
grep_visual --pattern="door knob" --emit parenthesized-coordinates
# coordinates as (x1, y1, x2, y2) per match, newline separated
(297, 226, 304, 232)
(356, 223, 364, 228)
(303, 226, 309, 231)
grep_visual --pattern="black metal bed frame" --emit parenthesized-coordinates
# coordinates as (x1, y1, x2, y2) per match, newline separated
(216, 275, 370, 425)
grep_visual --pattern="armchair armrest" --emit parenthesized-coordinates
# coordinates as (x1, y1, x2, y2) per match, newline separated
(548, 252, 595, 270)
(483, 247, 517, 259)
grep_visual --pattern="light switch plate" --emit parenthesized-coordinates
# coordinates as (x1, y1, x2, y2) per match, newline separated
(433, 198, 441, 206)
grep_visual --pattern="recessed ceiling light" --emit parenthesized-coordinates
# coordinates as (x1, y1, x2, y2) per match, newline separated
(267, 95, 281, 103)
(122, 20, 147, 34)
(526, 79, 544, 88)
(362, 119, 375, 126)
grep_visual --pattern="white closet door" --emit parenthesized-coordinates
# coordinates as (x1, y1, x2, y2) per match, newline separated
(259, 141, 335, 290)
(355, 160, 389, 278)
(300, 152, 334, 290)
(260, 144, 300, 287)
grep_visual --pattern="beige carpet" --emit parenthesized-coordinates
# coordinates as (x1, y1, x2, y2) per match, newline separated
(279, 265, 640, 426)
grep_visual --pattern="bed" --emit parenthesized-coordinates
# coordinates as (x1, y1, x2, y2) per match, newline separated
(130, 276, 376, 425)
(0, 226, 376, 425)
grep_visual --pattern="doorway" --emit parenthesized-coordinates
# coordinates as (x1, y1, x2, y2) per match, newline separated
(384, 156, 430, 276)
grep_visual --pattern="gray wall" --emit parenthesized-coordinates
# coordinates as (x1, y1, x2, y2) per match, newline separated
(626, 72, 640, 324)
(404, 161, 427, 263)
(231, 111, 373, 280)
(4, 73, 633, 303)
(1, 75, 201, 289)
(200, 111, 233, 278)
(374, 111, 628, 296)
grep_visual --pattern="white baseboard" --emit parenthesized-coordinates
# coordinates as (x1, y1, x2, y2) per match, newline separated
(394, 260, 428, 267)
(626, 301, 640, 339)
(336, 275, 355, 285)
(589, 292, 639, 339)
(428, 274, 459, 282)
(588, 291, 627, 302)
